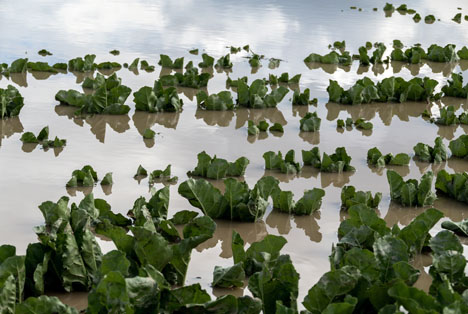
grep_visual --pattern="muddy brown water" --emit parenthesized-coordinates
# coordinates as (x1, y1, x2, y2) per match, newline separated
(2, 0, 468, 311)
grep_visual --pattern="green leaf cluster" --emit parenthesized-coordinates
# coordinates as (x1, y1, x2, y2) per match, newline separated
(159, 66, 210, 89)
(248, 120, 283, 135)
(327, 76, 440, 105)
(0, 85, 24, 119)
(55, 73, 131, 115)
(387, 170, 436, 206)
(304, 205, 445, 313)
(272, 187, 325, 215)
(263, 150, 301, 174)
(148, 165, 178, 184)
(196, 90, 234, 110)
(292, 88, 317, 106)
(341, 185, 382, 210)
(178, 176, 280, 221)
(442, 73, 468, 98)
(299, 112, 321, 131)
(226, 232, 299, 313)
(337, 117, 373, 130)
(304, 51, 352, 66)
(435, 170, 468, 204)
(198, 53, 215, 68)
(20, 126, 66, 149)
(236, 79, 289, 108)
(66, 165, 112, 187)
(134, 81, 183, 112)
(414, 137, 447, 162)
(158, 54, 184, 69)
(188, 151, 249, 179)
(449, 134, 468, 158)
(68, 54, 96, 72)
(367, 147, 410, 167)
(302, 147, 355, 172)
(215, 54, 233, 69)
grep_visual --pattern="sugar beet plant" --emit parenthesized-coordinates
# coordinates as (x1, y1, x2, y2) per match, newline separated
(133, 81, 183, 113)
(413, 137, 447, 162)
(187, 151, 249, 179)
(327, 76, 440, 105)
(387, 170, 436, 206)
(178, 176, 279, 221)
(302, 147, 355, 172)
(0, 85, 24, 119)
(55, 73, 131, 115)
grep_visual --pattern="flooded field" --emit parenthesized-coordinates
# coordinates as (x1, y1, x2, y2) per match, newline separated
(2, 0, 468, 312)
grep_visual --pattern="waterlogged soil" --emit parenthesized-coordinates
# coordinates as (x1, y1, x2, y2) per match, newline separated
(2, 0, 468, 311)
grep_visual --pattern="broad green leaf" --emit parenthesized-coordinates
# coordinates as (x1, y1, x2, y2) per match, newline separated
(212, 263, 245, 288)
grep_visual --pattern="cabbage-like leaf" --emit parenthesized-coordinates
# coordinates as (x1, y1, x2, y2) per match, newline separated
(341, 185, 382, 210)
(263, 150, 301, 174)
(300, 112, 321, 131)
(212, 263, 245, 288)
(414, 137, 447, 163)
(196, 90, 234, 110)
(68, 54, 96, 72)
(387, 280, 440, 314)
(0, 85, 24, 119)
(387, 170, 436, 206)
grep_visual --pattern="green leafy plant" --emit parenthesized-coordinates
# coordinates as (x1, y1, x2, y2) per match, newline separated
(442, 73, 468, 98)
(142, 128, 155, 139)
(327, 76, 440, 105)
(272, 187, 325, 215)
(226, 76, 248, 88)
(188, 151, 249, 179)
(449, 134, 468, 158)
(198, 53, 214, 68)
(68, 54, 96, 72)
(304, 51, 352, 65)
(8, 58, 28, 73)
(66, 165, 99, 187)
(215, 54, 233, 69)
(453, 13, 462, 23)
(55, 73, 131, 115)
(196, 90, 234, 110)
(341, 185, 382, 210)
(158, 54, 184, 69)
(20, 126, 66, 149)
(413, 137, 447, 162)
(27, 61, 58, 73)
(425, 15, 436, 24)
(387, 170, 436, 206)
(38, 49, 52, 56)
(299, 112, 321, 131)
(337, 117, 373, 130)
(269, 122, 284, 133)
(149, 165, 177, 184)
(248, 53, 264, 67)
(435, 170, 468, 204)
(367, 147, 410, 167)
(305, 205, 448, 313)
(263, 150, 301, 174)
(133, 81, 183, 112)
(302, 147, 355, 172)
(292, 88, 317, 105)
(179, 176, 280, 221)
(236, 79, 289, 108)
(229, 232, 299, 313)
(247, 120, 278, 135)
(159, 66, 210, 89)
(0, 85, 25, 119)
